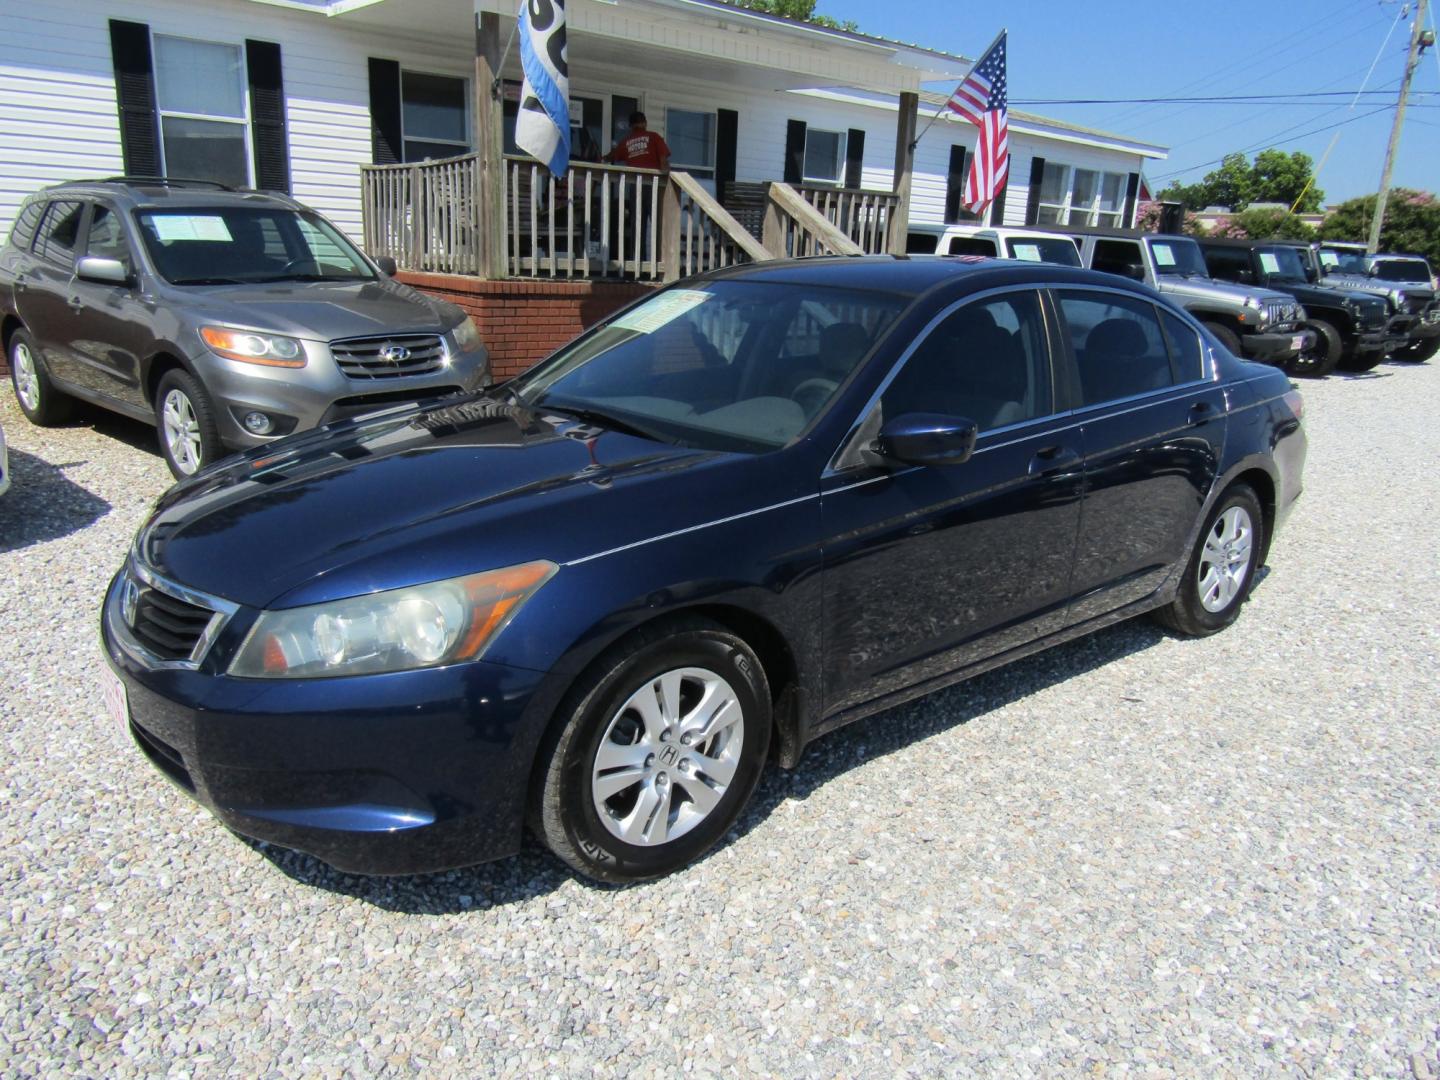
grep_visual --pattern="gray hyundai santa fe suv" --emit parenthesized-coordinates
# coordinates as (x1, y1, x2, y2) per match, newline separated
(1, 178, 488, 477)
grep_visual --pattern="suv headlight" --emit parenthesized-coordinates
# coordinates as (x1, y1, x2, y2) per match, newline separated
(229, 560, 556, 678)
(1242, 296, 1262, 310)
(1388, 288, 1407, 310)
(451, 316, 483, 353)
(200, 326, 306, 368)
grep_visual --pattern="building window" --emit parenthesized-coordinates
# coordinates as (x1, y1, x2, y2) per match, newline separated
(666, 108, 715, 180)
(802, 128, 847, 185)
(1035, 162, 1126, 227)
(154, 35, 250, 187)
(402, 71, 468, 161)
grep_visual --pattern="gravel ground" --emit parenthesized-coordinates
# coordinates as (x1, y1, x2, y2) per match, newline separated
(1, 361, 1437, 1078)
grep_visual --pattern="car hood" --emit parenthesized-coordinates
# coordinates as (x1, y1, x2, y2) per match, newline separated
(134, 394, 802, 609)
(1320, 272, 1434, 302)
(1156, 275, 1292, 307)
(1276, 282, 1376, 308)
(163, 277, 463, 340)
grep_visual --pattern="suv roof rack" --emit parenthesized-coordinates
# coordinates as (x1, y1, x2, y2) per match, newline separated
(91, 176, 236, 191)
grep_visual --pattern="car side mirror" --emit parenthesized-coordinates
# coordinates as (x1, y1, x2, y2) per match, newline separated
(873, 413, 978, 467)
(375, 255, 398, 276)
(76, 256, 130, 286)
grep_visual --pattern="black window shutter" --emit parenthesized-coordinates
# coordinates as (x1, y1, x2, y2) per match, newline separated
(1024, 156, 1046, 225)
(368, 58, 403, 165)
(844, 128, 865, 189)
(716, 109, 738, 197)
(783, 119, 806, 185)
(109, 20, 160, 176)
(246, 41, 290, 192)
(944, 145, 967, 223)
(990, 174, 1009, 224)
(1123, 171, 1141, 227)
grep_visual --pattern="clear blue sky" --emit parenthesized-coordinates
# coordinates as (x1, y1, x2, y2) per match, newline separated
(823, 0, 1440, 205)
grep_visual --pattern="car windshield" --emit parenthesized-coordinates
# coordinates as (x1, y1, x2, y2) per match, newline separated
(1255, 246, 1308, 285)
(508, 281, 907, 453)
(1147, 237, 1209, 277)
(1371, 259, 1432, 283)
(1319, 248, 1368, 274)
(134, 207, 375, 286)
(1004, 237, 1081, 266)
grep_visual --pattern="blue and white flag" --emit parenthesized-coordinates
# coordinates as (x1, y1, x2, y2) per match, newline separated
(515, 0, 570, 177)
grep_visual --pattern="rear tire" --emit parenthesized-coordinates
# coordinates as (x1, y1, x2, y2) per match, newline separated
(1290, 319, 1339, 378)
(1154, 484, 1265, 638)
(155, 369, 222, 479)
(1202, 322, 1243, 359)
(533, 617, 772, 883)
(9, 329, 72, 426)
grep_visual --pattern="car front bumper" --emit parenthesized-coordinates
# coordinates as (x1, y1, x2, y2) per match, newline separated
(1241, 327, 1313, 364)
(101, 570, 549, 876)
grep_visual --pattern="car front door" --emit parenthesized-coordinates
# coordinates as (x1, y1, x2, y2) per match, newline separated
(1054, 288, 1227, 621)
(818, 288, 1085, 721)
(62, 201, 152, 411)
(16, 199, 87, 387)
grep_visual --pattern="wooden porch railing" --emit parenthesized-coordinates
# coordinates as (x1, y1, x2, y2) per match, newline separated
(361, 154, 484, 274)
(761, 182, 865, 259)
(794, 184, 901, 255)
(662, 171, 773, 282)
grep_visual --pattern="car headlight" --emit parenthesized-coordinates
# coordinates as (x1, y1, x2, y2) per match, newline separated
(451, 316, 483, 353)
(200, 326, 306, 368)
(228, 560, 556, 679)
(1388, 289, 1406, 310)
(1243, 296, 1262, 310)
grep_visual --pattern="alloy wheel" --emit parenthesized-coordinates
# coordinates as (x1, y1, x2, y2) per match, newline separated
(13, 342, 40, 412)
(591, 667, 745, 847)
(1197, 506, 1253, 613)
(162, 388, 203, 475)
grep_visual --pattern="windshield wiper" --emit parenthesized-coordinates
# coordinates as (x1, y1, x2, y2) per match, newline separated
(250, 273, 369, 283)
(535, 400, 676, 444)
(170, 276, 247, 285)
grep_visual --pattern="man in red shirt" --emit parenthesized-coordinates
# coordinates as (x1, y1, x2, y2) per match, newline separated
(606, 112, 671, 172)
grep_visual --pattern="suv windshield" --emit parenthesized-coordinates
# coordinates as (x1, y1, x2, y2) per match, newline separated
(1319, 247, 1368, 274)
(1255, 246, 1308, 285)
(1147, 237, 1209, 277)
(1371, 259, 1432, 283)
(134, 207, 375, 286)
(509, 281, 906, 453)
(1004, 237, 1081, 266)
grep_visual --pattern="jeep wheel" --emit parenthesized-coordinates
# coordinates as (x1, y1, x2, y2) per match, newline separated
(1290, 319, 1339, 378)
(1392, 336, 1439, 363)
(1202, 322, 1243, 358)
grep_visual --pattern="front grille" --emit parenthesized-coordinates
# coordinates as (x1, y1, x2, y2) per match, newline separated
(320, 386, 462, 426)
(131, 585, 216, 662)
(1263, 299, 1299, 329)
(331, 334, 447, 380)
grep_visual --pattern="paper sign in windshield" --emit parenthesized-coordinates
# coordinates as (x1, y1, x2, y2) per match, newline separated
(1258, 253, 1281, 275)
(151, 215, 233, 243)
(1011, 243, 1043, 262)
(611, 289, 711, 333)
(1153, 245, 1177, 267)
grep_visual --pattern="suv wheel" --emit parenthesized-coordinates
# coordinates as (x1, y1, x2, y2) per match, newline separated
(533, 617, 772, 883)
(9, 330, 72, 426)
(1290, 319, 1340, 378)
(1154, 484, 1265, 638)
(155, 369, 222, 479)
(1393, 336, 1439, 363)
(1202, 321, 1243, 358)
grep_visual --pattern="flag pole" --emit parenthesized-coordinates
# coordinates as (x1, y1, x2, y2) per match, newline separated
(491, 2, 524, 98)
(909, 26, 1005, 151)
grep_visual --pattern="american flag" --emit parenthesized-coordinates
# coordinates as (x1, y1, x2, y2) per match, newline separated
(946, 32, 1008, 216)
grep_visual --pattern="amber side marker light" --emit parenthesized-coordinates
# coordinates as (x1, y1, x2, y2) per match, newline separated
(1283, 388, 1304, 421)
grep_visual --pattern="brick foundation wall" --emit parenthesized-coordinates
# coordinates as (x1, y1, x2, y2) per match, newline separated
(397, 272, 657, 381)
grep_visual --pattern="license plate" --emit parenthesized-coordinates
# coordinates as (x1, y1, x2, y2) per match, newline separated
(102, 667, 130, 741)
(1291, 334, 1306, 351)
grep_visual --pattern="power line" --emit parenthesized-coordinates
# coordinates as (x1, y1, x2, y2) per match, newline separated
(1014, 90, 1436, 105)
(1149, 105, 1394, 182)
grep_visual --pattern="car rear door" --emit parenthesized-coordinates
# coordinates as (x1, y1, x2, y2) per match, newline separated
(17, 199, 88, 387)
(1053, 288, 1226, 621)
(61, 201, 152, 411)
(818, 287, 1084, 719)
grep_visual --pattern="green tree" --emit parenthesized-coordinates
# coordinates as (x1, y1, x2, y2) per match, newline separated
(727, 0, 858, 30)
(1321, 189, 1440, 266)
(1158, 150, 1322, 213)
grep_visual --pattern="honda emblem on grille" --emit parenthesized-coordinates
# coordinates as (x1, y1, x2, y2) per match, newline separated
(380, 344, 411, 363)
(121, 578, 141, 628)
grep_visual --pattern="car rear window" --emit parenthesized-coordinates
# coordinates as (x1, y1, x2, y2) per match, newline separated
(1004, 237, 1081, 266)
(7, 202, 44, 251)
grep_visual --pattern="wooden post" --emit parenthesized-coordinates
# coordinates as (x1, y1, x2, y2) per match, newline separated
(888, 90, 918, 254)
(661, 176, 682, 282)
(475, 12, 506, 278)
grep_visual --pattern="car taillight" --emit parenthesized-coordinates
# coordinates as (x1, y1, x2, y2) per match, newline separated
(1283, 388, 1304, 421)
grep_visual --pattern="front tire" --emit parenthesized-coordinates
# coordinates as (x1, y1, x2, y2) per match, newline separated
(1290, 319, 1340, 378)
(1202, 322, 1243, 358)
(155, 369, 222, 479)
(9, 329, 72, 426)
(534, 617, 772, 883)
(1392, 336, 1439, 363)
(1154, 484, 1265, 638)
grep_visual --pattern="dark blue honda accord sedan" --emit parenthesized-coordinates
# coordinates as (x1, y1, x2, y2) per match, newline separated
(101, 256, 1306, 882)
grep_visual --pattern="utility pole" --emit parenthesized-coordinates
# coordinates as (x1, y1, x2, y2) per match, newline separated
(1368, 0, 1434, 254)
